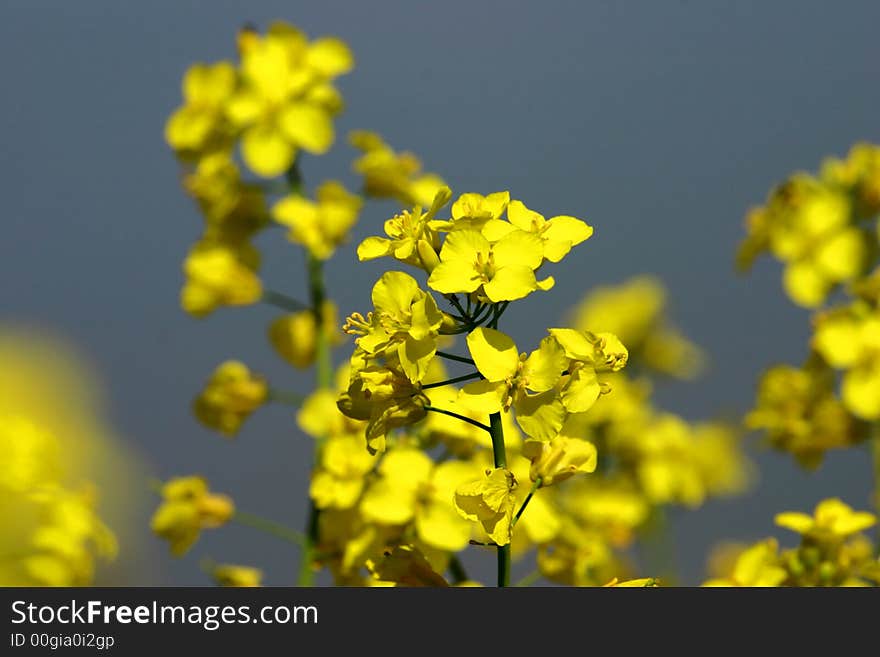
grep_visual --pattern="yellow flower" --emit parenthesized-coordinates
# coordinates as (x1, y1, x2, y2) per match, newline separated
(482, 199, 593, 263)
(427, 229, 553, 302)
(272, 181, 362, 259)
(459, 328, 567, 440)
(746, 363, 865, 467)
(309, 435, 377, 509)
(813, 303, 880, 420)
(180, 239, 262, 317)
(269, 301, 342, 369)
(296, 366, 367, 440)
(739, 173, 867, 308)
(603, 577, 659, 587)
(445, 191, 511, 229)
(336, 355, 429, 454)
(192, 361, 268, 436)
(548, 328, 628, 413)
(366, 545, 449, 587)
(776, 498, 876, 541)
(357, 186, 452, 272)
(522, 436, 597, 486)
(212, 564, 263, 587)
(453, 467, 518, 546)
(702, 539, 787, 587)
(568, 276, 702, 379)
(165, 61, 237, 158)
(360, 448, 476, 551)
(0, 330, 142, 586)
(610, 414, 706, 508)
(183, 152, 268, 240)
(226, 23, 352, 177)
(151, 476, 234, 556)
(349, 130, 446, 207)
(344, 271, 445, 382)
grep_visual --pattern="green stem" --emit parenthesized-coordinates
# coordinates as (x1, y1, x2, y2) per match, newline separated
(488, 411, 510, 587)
(232, 511, 305, 547)
(421, 372, 483, 389)
(435, 351, 476, 366)
(261, 289, 308, 313)
(448, 555, 469, 584)
(638, 506, 679, 585)
(266, 388, 305, 406)
(872, 429, 880, 552)
(297, 252, 332, 587)
(514, 570, 542, 587)
(424, 406, 491, 432)
(511, 477, 542, 529)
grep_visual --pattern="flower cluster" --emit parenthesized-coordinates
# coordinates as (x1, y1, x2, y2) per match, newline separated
(0, 330, 131, 586)
(704, 499, 879, 587)
(156, 20, 878, 588)
(741, 144, 880, 466)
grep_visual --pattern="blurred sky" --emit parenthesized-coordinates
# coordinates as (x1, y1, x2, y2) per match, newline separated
(1, 0, 878, 585)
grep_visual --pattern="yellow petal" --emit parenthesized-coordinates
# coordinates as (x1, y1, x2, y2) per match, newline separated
(427, 261, 482, 294)
(361, 480, 417, 525)
(774, 512, 814, 534)
(506, 200, 545, 231)
(439, 229, 490, 263)
(561, 367, 601, 413)
(416, 502, 472, 552)
(483, 266, 538, 302)
(279, 103, 334, 154)
(357, 236, 393, 261)
(523, 336, 567, 392)
(514, 391, 565, 440)
(306, 37, 354, 76)
(841, 364, 880, 420)
(492, 230, 544, 270)
(466, 328, 519, 381)
(458, 380, 506, 414)
(241, 125, 295, 177)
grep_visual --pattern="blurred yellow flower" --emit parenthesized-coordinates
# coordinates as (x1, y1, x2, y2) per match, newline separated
(569, 276, 703, 379)
(193, 361, 268, 436)
(151, 476, 234, 556)
(212, 563, 263, 587)
(0, 329, 143, 586)
(349, 130, 446, 207)
(226, 23, 352, 177)
(272, 181, 362, 259)
(181, 240, 262, 317)
(775, 498, 876, 541)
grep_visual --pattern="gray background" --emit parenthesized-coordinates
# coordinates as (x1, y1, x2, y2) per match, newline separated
(1, 0, 878, 585)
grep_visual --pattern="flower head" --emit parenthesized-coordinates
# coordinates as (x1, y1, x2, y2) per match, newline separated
(193, 361, 268, 436)
(151, 476, 234, 555)
(453, 467, 518, 546)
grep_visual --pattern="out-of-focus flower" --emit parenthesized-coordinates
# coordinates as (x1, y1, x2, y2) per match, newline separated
(746, 363, 865, 467)
(272, 181, 362, 259)
(212, 563, 263, 587)
(0, 329, 142, 586)
(165, 62, 237, 159)
(151, 476, 234, 556)
(366, 545, 449, 587)
(702, 539, 787, 587)
(568, 276, 703, 378)
(269, 301, 342, 369)
(193, 361, 268, 436)
(775, 498, 876, 541)
(180, 240, 262, 318)
(349, 131, 446, 207)
(226, 23, 353, 177)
